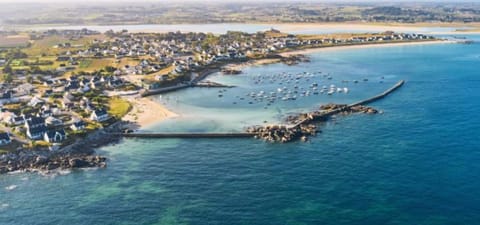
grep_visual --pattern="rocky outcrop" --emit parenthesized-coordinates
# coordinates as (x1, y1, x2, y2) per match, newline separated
(0, 150, 107, 173)
(280, 54, 310, 65)
(320, 104, 379, 114)
(0, 121, 128, 174)
(248, 103, 378, 143)
(247, 124, 318, 143)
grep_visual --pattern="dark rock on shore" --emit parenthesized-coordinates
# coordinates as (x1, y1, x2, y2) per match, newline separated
(0, 121, 127, 174)
(280, 54, 310, 65)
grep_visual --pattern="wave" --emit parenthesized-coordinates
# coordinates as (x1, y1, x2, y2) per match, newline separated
(4, 185, 17, 191)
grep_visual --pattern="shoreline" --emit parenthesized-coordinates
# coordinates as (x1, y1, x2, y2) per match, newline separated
(279, 40, 456, 56)
(122, 96, 178, 129)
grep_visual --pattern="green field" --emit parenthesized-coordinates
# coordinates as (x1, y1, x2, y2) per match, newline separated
(79, 59, 93, 69)
(108, 97, 132, 119)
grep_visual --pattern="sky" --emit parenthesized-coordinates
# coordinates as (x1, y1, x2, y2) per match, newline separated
(0, 0, 478, 2)
(0, 0, 479, 5)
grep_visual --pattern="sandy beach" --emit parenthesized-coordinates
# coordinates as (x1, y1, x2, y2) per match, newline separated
(279, 40, 456, 57)
(122, 96, 178, 129)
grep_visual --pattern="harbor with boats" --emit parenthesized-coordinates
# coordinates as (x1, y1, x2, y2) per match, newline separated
(123, 79, 404, 143)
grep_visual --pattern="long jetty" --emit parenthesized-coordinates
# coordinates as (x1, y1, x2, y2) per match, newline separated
(349, 80, 405, 107)
(291, 80, 405, 128)
(125, 80, 405, 140)
(122, 132, 255, 138)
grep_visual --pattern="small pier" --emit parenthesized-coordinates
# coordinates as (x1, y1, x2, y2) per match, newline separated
(141, 84, 192, 97)
(122, 132, 255, 139)
(194, 81, 235, 88)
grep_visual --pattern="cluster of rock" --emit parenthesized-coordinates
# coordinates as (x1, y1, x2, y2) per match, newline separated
(247, 124, 318, 143)
(221, 68, 242, 75)
(0, 151, 106, 174)
(0, 121, 128, 174)
(248, 103, 379, 143)
(280, 54, 310, 65)
(320, 104, 379, 114)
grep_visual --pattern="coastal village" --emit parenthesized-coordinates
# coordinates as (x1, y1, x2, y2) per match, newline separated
(0, 28, 436, 172)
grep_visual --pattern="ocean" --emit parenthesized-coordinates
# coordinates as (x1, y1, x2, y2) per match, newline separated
(1, 36, 480, 225)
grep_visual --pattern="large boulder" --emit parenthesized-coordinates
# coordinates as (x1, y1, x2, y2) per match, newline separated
(34, 156, 49, 166)
(68, 158, 90, 168)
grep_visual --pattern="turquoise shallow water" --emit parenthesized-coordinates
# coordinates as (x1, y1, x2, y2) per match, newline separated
(2, 37, 480, 225)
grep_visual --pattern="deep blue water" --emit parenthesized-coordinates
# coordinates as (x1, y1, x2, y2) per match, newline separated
(2, 37, 480, 225)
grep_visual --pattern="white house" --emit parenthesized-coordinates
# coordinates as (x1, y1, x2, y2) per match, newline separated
(9, 115, 25, 126)
(70, 121, 86, 131)
(44, 129, 67, 143)
(0, 132, 11, 145)
(25, 117, 47, 140)
(90, 109, 109, 122)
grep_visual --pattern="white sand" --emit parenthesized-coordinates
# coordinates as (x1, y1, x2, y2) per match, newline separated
(123, 97, 178, 129)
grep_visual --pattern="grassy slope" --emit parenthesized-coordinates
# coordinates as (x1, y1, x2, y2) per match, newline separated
(108, 97, 132, 119)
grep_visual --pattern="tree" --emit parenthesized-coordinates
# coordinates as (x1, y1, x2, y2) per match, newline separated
(2, 65, 12, 74)
(30, 66, 43, 74)
(104, 66, 116, 73)
(2, 73, 13, 83)
(26, 75, 33, 83)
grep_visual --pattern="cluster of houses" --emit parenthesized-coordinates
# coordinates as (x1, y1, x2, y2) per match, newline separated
(29, 28, 101, 41)
(42, 74, 125, 95)
(0, 99, 108, 145)
(0, 74, 117, 145)
(63, 30, 433, 84)
(28, 29, 434, 93)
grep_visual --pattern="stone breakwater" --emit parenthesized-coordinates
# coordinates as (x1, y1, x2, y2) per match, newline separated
(0, 121, 127, 174)
(247, 104, 379, 143)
